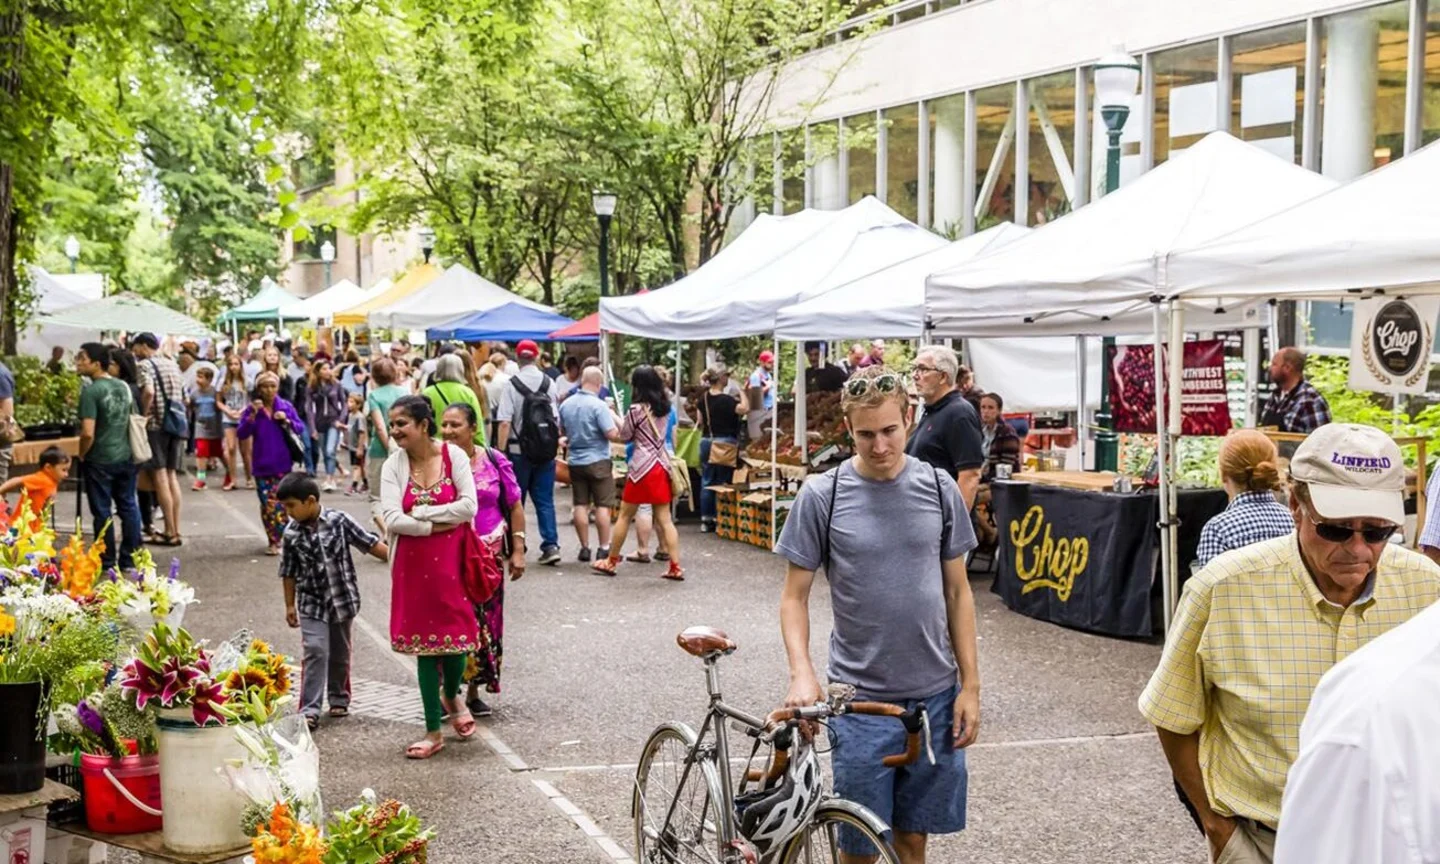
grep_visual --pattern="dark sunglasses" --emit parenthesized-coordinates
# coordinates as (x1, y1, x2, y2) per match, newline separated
(844, 374, 903, 398)
(1303, 509, 1397, 545)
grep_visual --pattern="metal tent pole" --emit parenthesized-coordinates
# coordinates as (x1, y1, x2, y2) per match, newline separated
(1152, 301, 1174, 634)
(794, 341, 807, 453)
(1075, 335, 1088, 470)
(771, 336, 781, 551)
(1165, 300, 1185, 632)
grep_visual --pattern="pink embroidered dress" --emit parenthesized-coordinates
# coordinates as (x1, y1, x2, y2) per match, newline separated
(388, 445, 480, 655)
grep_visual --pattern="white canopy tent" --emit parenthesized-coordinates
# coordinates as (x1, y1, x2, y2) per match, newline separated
(925, 132, 1340, 328)
(774, 223, 1029, 340)
(600, 197, 936, 340)
(277, 279, 370, 322)
(367, 264, 550, 332)
(19, 267, 100, 357)
(1166, 137, 1440, 302)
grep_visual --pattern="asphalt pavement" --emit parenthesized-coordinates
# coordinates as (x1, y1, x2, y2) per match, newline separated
(52, 478, 1208, 863)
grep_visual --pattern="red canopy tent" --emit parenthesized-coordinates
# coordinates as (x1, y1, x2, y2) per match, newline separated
(548, 312, 598, 340)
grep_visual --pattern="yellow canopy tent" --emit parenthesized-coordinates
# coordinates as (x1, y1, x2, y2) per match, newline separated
(331, 262, 442, 327)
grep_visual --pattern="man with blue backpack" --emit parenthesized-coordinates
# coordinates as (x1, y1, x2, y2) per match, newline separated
(497, 339, 562, 565)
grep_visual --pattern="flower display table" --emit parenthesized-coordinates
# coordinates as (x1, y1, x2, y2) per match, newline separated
(55, 823, 249, 864)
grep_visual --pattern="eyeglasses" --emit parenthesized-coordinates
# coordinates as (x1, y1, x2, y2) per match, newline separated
(911, 364, 939, 376)
(844, 374, 903, 399)
(1303, 508, 1398, 545)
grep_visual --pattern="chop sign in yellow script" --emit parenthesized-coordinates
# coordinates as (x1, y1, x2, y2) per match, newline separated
(1008, 505, 1088, 601)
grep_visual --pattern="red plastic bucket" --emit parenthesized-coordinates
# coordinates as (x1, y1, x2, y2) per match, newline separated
(79, 753, 163, 834)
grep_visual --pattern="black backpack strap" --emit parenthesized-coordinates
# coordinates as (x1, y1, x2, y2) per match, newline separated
(821, 463, 843, 573)
(511, 376, 533, 397)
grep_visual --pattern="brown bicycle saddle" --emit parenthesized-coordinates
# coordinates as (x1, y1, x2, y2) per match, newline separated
(676, 626, 738, 657)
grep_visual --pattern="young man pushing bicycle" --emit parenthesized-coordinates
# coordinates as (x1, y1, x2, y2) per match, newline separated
(777, 365, 982, 864)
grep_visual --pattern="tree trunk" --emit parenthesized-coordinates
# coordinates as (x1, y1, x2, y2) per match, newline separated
(0, 7, 24, 354)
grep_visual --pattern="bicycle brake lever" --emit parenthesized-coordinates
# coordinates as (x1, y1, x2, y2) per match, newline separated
(921, 710, 936, 766)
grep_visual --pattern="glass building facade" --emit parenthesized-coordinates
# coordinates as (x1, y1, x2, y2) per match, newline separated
(734, 0, 1440, 352)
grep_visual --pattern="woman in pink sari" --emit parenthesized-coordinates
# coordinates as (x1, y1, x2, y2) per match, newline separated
(439, 403, 526, 718)
(379, 395, 479, 759)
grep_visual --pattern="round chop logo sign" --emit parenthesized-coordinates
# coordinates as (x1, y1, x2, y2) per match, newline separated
(1371, 300, 1424, 375)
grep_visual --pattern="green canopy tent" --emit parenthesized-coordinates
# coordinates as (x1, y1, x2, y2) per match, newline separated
(32, 292, 213, 337)
(217, 280, 298, 325)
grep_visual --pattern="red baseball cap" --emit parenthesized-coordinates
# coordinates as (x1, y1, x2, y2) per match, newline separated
(516, 339, 540, 359)
(759, 350, 775, 363)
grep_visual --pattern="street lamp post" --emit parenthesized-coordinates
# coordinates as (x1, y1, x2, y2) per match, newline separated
(419, 227, 435, 265)
(1092, 48, 1141, 472)
(320, 239, 335, 290)
(64, 236, 80, 274)
(592, 191, 617, 298)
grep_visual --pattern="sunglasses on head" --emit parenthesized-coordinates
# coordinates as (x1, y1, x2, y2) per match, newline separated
(1303, 508, 1397, 545)
(845, 374, 903, 399)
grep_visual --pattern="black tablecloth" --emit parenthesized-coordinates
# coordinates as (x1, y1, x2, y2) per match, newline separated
(989, 482, 1227, 637)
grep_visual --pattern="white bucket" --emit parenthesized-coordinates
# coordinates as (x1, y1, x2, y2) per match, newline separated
(155, 708, 250, 855)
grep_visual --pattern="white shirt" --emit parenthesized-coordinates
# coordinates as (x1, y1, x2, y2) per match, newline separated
(1274, 598, 1440, 864)
(496, 364, 559, 451)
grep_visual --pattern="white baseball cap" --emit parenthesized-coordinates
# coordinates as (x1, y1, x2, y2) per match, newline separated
(1290, 423, 1406, 525)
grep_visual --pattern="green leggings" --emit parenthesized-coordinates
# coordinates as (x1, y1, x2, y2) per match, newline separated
(417, 654, 469, 732)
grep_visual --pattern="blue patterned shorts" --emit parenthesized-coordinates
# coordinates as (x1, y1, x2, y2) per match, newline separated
(830, 684, 968, 854)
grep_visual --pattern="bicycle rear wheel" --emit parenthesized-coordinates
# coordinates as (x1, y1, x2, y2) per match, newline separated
(633, 722, 726, 864)
(779, 802, 901, 864)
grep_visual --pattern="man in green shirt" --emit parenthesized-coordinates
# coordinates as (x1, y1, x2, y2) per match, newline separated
(363, 357, 408, 528)
(77, 342, 142, 571)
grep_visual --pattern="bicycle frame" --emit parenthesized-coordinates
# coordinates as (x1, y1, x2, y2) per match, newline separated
(651, 653, 768, 862)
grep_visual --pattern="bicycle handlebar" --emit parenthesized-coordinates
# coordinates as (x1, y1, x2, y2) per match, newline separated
(751, 701, 929, 776)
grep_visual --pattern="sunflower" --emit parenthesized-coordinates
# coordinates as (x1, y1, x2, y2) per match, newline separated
(0, 606, 13, 637)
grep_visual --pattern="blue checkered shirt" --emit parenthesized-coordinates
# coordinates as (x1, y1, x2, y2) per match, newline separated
(1419, 470, 1440, 550)
(1195, 491, 1296, 568)
(279, 508, 380, 623)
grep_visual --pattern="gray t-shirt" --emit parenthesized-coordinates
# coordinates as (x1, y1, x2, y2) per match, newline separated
(776, 456, 976, 701)
(496, 365, 559, 451)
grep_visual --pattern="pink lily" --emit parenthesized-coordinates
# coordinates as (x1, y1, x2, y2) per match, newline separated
(189, 679, 230, 727)
(119, 658, 166, 710)
(159, 656, 201, 705)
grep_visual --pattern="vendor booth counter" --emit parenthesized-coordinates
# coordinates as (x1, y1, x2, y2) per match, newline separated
(989, 473, 1226, 638)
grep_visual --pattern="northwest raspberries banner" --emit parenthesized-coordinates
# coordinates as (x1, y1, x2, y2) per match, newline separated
(1106, 340, 1231, 437)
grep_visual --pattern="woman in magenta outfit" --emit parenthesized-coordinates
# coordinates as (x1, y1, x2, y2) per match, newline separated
(379, 395, 479, 759)
(439, 403, 526, 719)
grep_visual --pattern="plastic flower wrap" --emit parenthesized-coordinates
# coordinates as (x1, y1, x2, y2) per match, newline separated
(225, 714, 322, 829)
(119, 623, 231, 726)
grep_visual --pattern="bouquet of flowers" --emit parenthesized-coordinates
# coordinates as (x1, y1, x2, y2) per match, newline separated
(119, 623, 230, 726)
(222, 638, 293, 724)
(56, 526, 106, 600)
(246, 790, 433, 864)
(96, 556, 195, 637)
(53, 682, 159, 758)
(227, 715, 322, 832)
(0, 501, 55, 570)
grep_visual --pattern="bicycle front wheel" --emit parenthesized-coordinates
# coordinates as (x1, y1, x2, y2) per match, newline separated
(779, 802, 901, 864)
(632, 722, 726, 864)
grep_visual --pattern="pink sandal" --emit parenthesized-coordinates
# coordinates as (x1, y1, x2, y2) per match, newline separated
(450, 709, 477, 740)
(406, 738, 445, 759)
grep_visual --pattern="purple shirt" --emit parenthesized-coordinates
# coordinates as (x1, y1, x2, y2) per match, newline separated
(236, 398, 304, 477)
(470, 448, 522, 539)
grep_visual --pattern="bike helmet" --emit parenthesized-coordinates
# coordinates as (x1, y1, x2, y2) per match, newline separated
(734, 737, 823, 860)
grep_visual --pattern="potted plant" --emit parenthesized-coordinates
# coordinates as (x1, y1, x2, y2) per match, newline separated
(3, 356, 80, 439)
(0, 583, 118, 793)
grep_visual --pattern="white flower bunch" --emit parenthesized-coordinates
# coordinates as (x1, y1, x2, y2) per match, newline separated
(1, 586, 81, 629)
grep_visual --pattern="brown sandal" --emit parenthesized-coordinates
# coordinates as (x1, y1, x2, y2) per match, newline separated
(626, 551, 652, 563)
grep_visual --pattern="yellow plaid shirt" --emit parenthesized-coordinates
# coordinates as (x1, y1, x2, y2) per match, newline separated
(1138, 533, 1440, 828)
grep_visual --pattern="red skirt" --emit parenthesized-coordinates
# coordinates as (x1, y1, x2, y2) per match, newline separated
(622, 463, 673, 505)
(195, 438, 224, 459)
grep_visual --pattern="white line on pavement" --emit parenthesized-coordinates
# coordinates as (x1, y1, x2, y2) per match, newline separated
(209, 486, 637, 864)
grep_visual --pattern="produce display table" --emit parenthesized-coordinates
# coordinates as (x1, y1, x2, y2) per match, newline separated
(989, 479, 1227, 637)
(11, 436, 80, 464)
(1013, 470, 1128, 492)
(56, 824, 249, 864)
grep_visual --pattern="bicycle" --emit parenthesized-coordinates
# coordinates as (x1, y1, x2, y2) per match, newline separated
(632, 626, 934, 864)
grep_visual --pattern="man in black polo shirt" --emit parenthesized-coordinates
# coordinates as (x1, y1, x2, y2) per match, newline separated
(905, 345, 984, 510)
(803, 341, 847, 393)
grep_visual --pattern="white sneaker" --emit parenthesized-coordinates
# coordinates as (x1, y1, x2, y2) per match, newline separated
(322, 481, 337, 492)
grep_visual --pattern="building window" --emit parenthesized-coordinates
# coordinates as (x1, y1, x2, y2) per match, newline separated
(974, 84, 1016, 227)
(929, 93, 966, 235)
(294, 151, 336, 191)
(845, 112, 878, 204)
(782, 129, 806, 214)
(810, 121, 842, 209)
(1231, 23, 1307, 163)
(751, 137, 775, 218)
(1025, 70, 1076, 225)
(1153, 41, 1220, 165)
(883, 104, 920, 221)
(1423, 1, 1440, 145)
(1319, 2, 1408, 179)
(292, 225, 336, 262)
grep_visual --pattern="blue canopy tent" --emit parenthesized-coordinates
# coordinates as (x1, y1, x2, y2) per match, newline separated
(426, 302, 584, 342)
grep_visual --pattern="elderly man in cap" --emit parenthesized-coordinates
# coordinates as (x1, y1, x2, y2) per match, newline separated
(1140, 424, 1440, 864)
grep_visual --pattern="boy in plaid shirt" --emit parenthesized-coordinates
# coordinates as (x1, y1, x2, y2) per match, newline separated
(277, 472, 388, 729)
